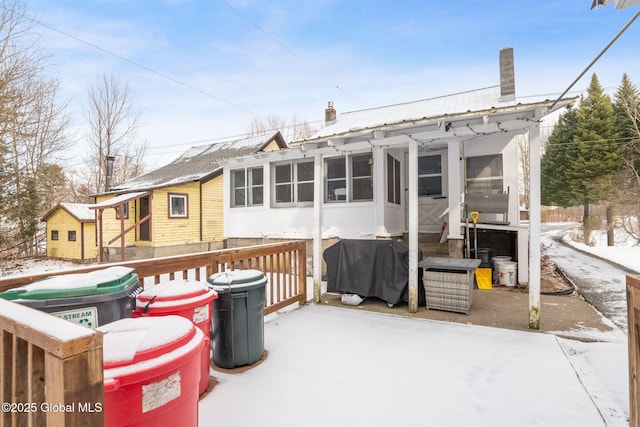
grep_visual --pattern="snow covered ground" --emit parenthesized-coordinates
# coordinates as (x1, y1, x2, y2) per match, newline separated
(0, 222, 637, 426)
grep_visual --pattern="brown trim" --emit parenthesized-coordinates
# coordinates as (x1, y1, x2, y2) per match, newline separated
(168, 192, 189, 218)
(80, 223, 85, 260)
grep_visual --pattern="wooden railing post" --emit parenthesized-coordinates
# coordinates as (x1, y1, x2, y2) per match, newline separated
(627, 274, 640, 427)
(0, 300, 104, 427)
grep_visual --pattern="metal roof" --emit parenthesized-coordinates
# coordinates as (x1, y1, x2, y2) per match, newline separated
(41, 203, 96, 222)
(105, 132, 286, 194)
(308, 86, 515, 140)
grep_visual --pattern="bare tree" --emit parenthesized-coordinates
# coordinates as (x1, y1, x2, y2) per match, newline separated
(0, 1, 72, 254)
(83, 73, 146, 193)
(248, 113, 316, 144)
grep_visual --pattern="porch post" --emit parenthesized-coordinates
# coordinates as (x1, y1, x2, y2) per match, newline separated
(528, 123, 541, 329)
(313, 153, 323, 303)
(408, 139, 419, 313)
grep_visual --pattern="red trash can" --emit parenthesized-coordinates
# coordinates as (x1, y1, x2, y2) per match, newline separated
(133, 279, 218, 395)
(100, 316, 204, 427)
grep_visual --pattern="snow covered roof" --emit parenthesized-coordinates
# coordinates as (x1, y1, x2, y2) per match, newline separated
(307, 86, 514, 140)
(91, 192, 151, 209)
(42, 203, 96, 223)
(106, 132, 286, 193)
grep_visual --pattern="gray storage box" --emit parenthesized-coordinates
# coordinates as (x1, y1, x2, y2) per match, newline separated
(419, 257, 481, 315)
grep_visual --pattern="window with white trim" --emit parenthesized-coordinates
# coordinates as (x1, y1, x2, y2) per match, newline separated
(231, 167, 263, 207)
(418, 155, 443, 197)
(168, 193, 188, 218)
(466, 154, 503, 194)
(273, 160, 314, 206)
(325, 153, 373, 202)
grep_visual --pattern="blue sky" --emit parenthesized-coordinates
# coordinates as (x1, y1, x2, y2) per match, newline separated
(25, 0, 640, 168)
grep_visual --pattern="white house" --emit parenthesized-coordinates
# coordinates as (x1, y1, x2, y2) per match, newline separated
(223, 49, 575, 327)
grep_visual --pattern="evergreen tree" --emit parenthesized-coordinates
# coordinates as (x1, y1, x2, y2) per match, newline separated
(570, 74, 622, 243)
(542, 107, 579, 207)
(612, 73, 640, 243)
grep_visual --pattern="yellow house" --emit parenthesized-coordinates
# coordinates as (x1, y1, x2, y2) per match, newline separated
(92, 132, 286, 261)
(41, 203, 97, 261)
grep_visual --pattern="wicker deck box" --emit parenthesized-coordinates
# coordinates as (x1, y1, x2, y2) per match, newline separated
(419, 257, 481, 315)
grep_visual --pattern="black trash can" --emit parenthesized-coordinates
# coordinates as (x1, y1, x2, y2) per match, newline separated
(207, 270, 267, 369)
(0, 266, 141, 328)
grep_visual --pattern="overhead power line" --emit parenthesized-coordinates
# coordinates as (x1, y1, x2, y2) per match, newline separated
(218, 0, 351, 99)
(32, 18, 268, 120)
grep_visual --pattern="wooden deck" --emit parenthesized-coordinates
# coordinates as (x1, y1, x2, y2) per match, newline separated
(0, 241, 306, 425)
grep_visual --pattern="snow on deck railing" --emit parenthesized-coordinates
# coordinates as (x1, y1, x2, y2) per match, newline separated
(0, 241, 308, 316)
(0, 299, 104, 426)
(626, 274, 640, 427)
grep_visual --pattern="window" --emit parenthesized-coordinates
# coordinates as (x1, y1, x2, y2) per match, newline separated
(466, 154, 503, 194)
(351, 154, 373, 201)
(115, 202, 129, 219)
(387, 154, 401, 204)
(273, 160, 314, 206)
(326, 157, 346, 201)
(231, 167, 263, 207)
(325, 153, 373, 202)
(51, 230, 59, 241)
(169, 193, 188, 218)
(418, 155, 443, 197)
(68, 230, 76, 242)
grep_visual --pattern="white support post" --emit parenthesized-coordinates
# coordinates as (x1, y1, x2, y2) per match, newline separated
(447, 141, 463, 239)
(313, 153, 324, 303)
(528, 124, 541, 329)
(408, 139, 419, 313)
(373, 148, 386, 236)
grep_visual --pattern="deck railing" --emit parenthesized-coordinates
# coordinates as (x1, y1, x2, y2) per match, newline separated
(627, 274, 640, 427)
(0, 240, 308, 316)
(0, 241, 307, 426)
(0, 299, 104, 427)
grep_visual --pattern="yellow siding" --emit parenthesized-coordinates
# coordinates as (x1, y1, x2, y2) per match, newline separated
(263, 140, 282, 152)
(202, 175, 224, 241)
(95, 195, 138, 248)
(46, 209, 97, 260)
(151, 182, 202, 246)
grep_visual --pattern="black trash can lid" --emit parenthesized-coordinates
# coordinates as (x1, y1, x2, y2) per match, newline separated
(207, 269, 267, 294)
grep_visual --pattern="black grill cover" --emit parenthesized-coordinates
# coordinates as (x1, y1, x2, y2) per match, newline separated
(323, 239, 425, 306)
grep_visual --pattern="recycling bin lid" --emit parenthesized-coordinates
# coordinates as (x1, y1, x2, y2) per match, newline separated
(207, 269, 267, 294)
(99, 315, 198, 369)
(135, 279, 218, 312)
(0, 266, 138, 301)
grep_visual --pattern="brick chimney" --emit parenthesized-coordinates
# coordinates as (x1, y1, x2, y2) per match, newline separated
(325, 101, 336, 126)
(499, 47, 515, 102)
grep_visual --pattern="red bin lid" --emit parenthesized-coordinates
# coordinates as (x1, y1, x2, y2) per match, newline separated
(135, 279, 217, 314)
(100, 315, 198, 369)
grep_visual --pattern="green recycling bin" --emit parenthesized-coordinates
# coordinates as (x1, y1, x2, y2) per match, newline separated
(207, 269, 267, 369)
(0, 266, 141, 328)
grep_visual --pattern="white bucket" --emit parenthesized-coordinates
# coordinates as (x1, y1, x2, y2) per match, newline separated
(492, 256, 512, 285)
(498, 261, 518, 287)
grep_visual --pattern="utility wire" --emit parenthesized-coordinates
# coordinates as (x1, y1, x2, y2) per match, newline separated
(551, 9, 640, 109)
(218, 0, 351, 99)
(32, 19, 268, 120)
